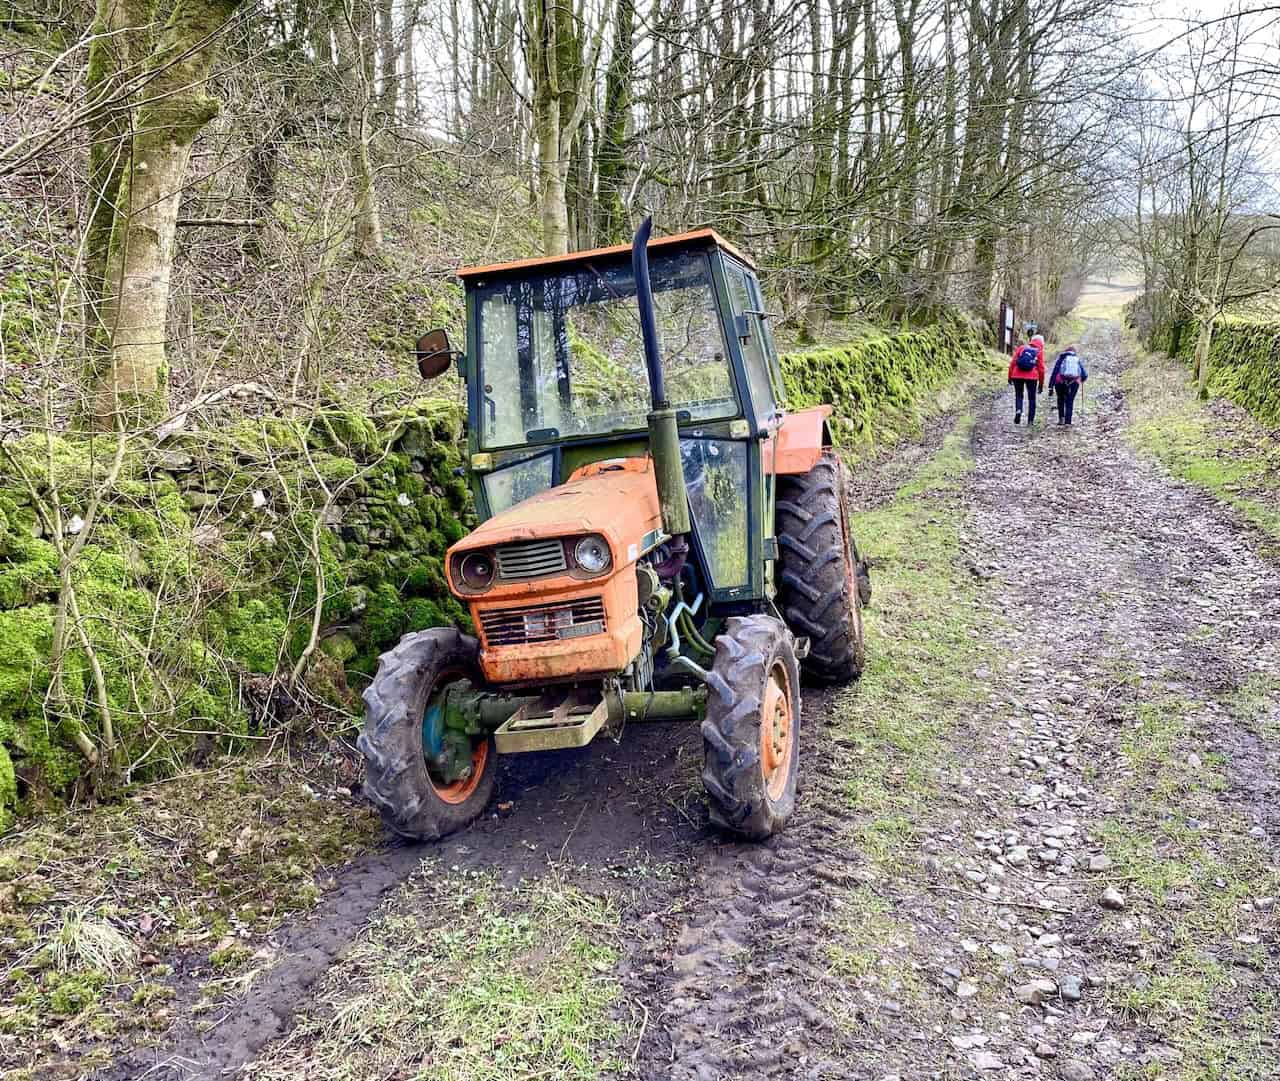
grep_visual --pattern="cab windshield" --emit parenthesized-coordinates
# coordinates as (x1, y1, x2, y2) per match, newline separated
(474, 249, 738, 449)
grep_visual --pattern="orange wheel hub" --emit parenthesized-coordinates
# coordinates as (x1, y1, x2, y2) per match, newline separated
(432, 739, 489, 805)
(760, 662, 794, 801)
(425, 664, 488, 805)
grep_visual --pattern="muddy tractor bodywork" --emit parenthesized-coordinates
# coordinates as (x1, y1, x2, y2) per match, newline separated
(359, 221, 870, 841)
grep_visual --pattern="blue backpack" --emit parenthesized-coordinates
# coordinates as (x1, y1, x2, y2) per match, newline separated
(1014, 345, 1038, 372)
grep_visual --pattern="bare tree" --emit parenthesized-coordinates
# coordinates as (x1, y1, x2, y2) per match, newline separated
(84, 0, 245, 426)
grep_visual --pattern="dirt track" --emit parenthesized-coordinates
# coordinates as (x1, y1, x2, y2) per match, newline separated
(98, 319, 1280, 1079)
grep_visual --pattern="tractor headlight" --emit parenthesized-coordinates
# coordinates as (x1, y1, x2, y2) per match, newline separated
(456, 550, 496, 591)
(573, 535, 612, 575)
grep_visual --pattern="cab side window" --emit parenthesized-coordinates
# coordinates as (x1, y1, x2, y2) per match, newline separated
(747, 273, 785, 409)
(724, 261, 782, 423)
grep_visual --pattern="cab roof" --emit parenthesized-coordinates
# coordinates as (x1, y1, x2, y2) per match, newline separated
(455, 228, 757, 281)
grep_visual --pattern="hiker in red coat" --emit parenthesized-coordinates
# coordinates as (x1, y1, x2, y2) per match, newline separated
(1007, 334, 1045, 425)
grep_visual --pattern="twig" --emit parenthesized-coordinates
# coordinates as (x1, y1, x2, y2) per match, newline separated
(666, 797, 698, 830)
(557, 805, 589, 864)
(176, 217, 261, 228)
(632, 1003, 651, 1063)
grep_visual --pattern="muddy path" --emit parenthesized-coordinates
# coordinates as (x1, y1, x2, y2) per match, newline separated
(99, 722, 713, 1079)
(101, 407, 984, 1081)
(620, 319, 1279, 1079)
(98, 320, 1279, 1080)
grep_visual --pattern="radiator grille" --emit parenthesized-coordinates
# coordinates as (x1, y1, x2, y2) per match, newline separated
(495, 539, 567, 581)
(479, 597, 606, 646)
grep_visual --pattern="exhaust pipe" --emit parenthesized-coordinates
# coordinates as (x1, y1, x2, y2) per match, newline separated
(631, 216, 692, 538)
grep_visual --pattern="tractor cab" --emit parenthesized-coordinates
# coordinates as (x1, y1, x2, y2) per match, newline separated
(366, 223, 863, 845)
(424, 229, 795, 606)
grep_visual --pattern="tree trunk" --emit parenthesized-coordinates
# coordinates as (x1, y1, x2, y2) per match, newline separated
(926, 0, 958, 304)
(89, 0, 243, 426)
(377, 0, 397, 117)
(537, 101, 570, 255)
(336, 0, 383, 259)
(85, 0, 153, 348)
(526, 0, 598, 256)
(596, 0, 634, 243)
(893, 0, 920, 274)
(1193, 313, 1214, 397)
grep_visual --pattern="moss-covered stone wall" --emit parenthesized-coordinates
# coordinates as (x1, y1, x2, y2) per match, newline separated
(781, 313, 990, 450)
(0, 400, 471, 828)
(1146, 314, 1280, 428)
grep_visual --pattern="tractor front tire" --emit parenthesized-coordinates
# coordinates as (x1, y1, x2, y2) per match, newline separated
(776, 451, 868, 683)
(359, 628, 497, 842)
(701, 615, 801, 840)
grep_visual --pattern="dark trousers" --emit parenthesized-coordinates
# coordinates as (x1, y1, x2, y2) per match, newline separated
(1056, 380, 1080, 423)
(1013, 379, 1037, 422)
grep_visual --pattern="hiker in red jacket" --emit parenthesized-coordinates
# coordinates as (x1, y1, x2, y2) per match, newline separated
(1007, 334, 1045, 425)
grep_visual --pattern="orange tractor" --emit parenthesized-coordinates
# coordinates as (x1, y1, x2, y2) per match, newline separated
(359, 220, 870, 841)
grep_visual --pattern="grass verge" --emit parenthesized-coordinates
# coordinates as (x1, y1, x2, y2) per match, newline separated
(824, 418, 997, 1009)
(835, 416, 992, 860)
(1121, 344, 1280, 548)
(247, 866, 625, 1081)
(1099, 687, 1279, 1080)
(0, 757, 379, 1075)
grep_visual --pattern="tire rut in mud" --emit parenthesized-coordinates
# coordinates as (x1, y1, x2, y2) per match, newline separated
(98, 723, 705, 1080)
(97, 845, 425, 1081)
(626, 688, 864, 1081)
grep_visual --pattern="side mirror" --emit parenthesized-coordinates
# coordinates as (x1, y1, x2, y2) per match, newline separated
(416, 328, 455, 379)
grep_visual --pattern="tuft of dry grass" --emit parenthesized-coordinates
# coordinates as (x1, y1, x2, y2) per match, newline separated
(51, 910, 137, 976)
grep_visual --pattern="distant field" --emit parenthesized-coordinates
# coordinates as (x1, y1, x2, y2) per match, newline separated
(1229, 292, 1280, 320)
(1072, 275, 1143, 319)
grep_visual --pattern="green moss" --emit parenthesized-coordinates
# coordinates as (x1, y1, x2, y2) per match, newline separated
(219, 598, 287, 674)
(405, 559, 444, 595)
(0, 605, 56, 719)
(403, 597, 446, 631)
(209, 942, 255, 970)
(0, 533, 57, 608)
(314, 408, 380, 456)
(315, 455, 358, 484)
(131, 982, 176, 1007)
(47, 969, 107, 1018)
(1145, 312, 1280, 426)
(781, 311, 993, 454)
(364, 582, 406, 651)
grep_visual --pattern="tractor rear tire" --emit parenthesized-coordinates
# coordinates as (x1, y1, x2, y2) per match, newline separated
(359, 628, 497, 842)
(776, 451, 867, 684)
(701, 615, 801, 840)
